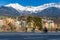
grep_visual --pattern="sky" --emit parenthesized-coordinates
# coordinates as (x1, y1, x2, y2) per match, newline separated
(0, 0, 60, 6)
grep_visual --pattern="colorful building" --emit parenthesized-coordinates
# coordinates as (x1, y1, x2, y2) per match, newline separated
(42, 18, 57, 31)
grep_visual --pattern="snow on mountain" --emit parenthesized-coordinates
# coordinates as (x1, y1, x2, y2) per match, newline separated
(5, 3, 25, 11)
(5, 3, 60, 13)
(33, 3, 60, 12)
(5, 3, 37, 13)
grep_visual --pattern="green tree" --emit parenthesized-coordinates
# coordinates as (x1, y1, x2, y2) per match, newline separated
(33, 16, 42, 30)
(27, 16, 32, 23)
(27, 16, 33, 27)
(27, 16, 42, 30)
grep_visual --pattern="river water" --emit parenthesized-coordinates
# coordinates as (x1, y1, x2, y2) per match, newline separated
(0, 32, 60, 40)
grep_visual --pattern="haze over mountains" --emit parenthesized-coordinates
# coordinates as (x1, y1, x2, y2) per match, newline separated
(0, 3, 60, 17)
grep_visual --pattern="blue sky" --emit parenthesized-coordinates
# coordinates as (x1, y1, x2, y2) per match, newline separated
(0, 0, 60, 6)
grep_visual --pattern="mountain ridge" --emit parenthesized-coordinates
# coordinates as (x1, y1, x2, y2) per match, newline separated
(0, 3, 60, 17)
(5, 3, 60, 13)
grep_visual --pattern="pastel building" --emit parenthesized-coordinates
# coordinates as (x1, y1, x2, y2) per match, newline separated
(42, 19, 57, 31)
(0, 20, 3, 27)
(15, 21, 21, 27)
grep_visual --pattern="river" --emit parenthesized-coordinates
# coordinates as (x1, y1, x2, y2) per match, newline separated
(0, 32, 60, 40)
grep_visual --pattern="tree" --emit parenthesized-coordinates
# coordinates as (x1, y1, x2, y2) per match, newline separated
(27, 16, 33, 27)
(27, 16, 42, 30)
(33, 16, 42, 30)
(27, 16, 32, 23)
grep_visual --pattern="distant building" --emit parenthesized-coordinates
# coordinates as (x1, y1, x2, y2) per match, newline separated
(0, 20, 3, 27)
(42, 18, 57, 31)
(15, 21, 21, 27)
(15, 20, 27, 27)
(21, 20, 26, 27)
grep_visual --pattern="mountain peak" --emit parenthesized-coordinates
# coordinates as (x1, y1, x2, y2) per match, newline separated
(5, 3, 25, 11)
(5, 3, 22, 7)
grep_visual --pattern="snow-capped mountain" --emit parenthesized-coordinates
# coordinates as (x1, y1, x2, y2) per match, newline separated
(5, 3, 36, 13)
(5, 3, 60, 13)
(0, 3, 59, 17)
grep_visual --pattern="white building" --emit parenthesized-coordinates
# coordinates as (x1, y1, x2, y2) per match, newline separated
(0, 20, 3, 27)
(20, 20, 27, 27)
(15, 20, 26, 27)
(15, 21, 21, 27)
